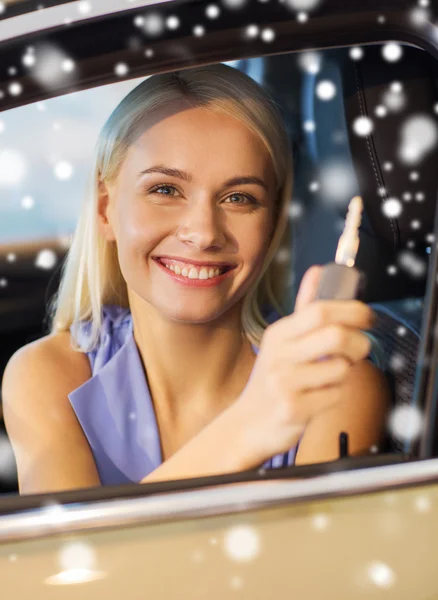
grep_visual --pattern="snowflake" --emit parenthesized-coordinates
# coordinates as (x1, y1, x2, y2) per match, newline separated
(285, 0, 320, 8)
(8, 82, 22, 96)
(114, 62, 129, 77)
(245, 24, 259, 38)
(206, 4, 221, 18)
(312, 513, 330, 531)
(62, 59, 75, 73)
(77, 1, 92, 15)
(375, 105, 387, 118)
(193, 25, 205, 36)
(352, 116, 373, 136)
(382, 198, 402, 218)
(382, 43, 403, 62)
(223, 525, 261, 562)
(59, 541, 96, 571)
(367, 561, 396, 589)
(22, 52, 36, 67)
(0, 149, 27, 186)
(261, 28, 275, 42)
(398, 115, 438, 166)
(388, 405, 423, 442)
(21, 195, 34, 209)
(35, 249, 57, 270)
(166, 15, 180, 30)
(349, 47, 364, 61)
(316, 80, 336, 101)
(414, 495, 431, 513)
(54, 161, 74, 180)
(143, 13, 164, 36)
(298, 52, 322, 74)
(222, 0, 248, 7)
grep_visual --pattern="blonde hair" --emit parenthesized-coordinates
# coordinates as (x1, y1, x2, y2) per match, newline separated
(51, 63, 293, 349)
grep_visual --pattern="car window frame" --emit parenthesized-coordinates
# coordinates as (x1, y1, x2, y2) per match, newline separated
(0, 0, 437, 539)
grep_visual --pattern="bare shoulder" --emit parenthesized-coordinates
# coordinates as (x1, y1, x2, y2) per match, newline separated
(2, 331, 91, 404)
(2, 331, 101, 494)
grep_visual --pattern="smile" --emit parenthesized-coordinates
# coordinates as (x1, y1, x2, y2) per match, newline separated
(152, 257, 235, 287)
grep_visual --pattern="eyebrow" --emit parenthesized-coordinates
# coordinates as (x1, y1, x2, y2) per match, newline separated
(137, 166, 269, 192)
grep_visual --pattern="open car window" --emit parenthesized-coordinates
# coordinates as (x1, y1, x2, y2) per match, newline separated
(0, 0, 437, 555)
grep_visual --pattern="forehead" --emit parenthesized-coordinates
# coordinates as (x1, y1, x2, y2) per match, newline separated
(123, 105, 275, 183)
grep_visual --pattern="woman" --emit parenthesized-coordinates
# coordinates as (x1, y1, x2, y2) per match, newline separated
(2, 64, 389, 495)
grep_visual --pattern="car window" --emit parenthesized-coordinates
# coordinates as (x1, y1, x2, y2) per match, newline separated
(0, 43, 437, 495)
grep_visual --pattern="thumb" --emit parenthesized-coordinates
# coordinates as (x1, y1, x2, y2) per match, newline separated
(294, 265, 323, 312)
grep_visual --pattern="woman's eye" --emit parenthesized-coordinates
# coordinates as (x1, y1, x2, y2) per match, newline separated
(150, 184, 178, 196)
(225, 193, 257, 206)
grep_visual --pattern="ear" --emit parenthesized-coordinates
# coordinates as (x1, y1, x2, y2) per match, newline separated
(97, 180, 116, 242)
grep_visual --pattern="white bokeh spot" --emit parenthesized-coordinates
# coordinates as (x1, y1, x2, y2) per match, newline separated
(398, 115, 438, 166)
(261, 28, 275, 42)
(0, 149, 27, 186)
(349, 47, 364, 61)
(316, 80, 336, 101)
(382, 43, 403, 62)
(352, 116, 373, 136)
(54, 161, 74, 181)
(382, 198, 403, 219)
(388, 405, 423, 443)
(206, 4, 221, 18)
(8, 82, 23, 96)
(143, 13, 164, 36)
(367, 561, 396, 589)
(35, 249, 57, 270)
(21, 195, 34, 210)
(223, 525, 261, 563)
(114, 62, 129, 77)
(166, 15, 180, 30)
(285, 0, 320, 10)
(298, 52, 322, 74)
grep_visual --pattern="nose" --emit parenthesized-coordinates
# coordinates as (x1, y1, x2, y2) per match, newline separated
(176, 197, 227, 250)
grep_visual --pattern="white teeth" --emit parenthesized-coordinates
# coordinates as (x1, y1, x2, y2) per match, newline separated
(161, 261, 226, 279)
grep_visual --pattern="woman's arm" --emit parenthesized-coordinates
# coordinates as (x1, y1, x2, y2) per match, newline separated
(295, 359, 390, 465)
(2, 334, 102, 495)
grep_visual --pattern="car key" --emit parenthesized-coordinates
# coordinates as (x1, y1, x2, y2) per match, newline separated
(315, 195, 364, 301)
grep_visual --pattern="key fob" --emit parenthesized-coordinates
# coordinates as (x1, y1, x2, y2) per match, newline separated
(315, 262, 365, 301)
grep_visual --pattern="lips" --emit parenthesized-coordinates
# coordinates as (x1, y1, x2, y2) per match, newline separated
(152, 256, 236, 272)
(151, 256, 236, 286)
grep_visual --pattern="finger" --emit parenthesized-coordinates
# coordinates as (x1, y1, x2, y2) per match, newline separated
(296, 385, 342, 424)
(294, 265, 323, 312)
(268, 300, 375, 342)
(281, 325, 372, 365)
(287, 356, 354, 391)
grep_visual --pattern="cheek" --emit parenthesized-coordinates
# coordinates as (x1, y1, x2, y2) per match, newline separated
(235, 218, 274, 267)
(114, 204, 165, 254)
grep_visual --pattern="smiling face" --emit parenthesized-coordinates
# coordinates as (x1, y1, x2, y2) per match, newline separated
(98, 104, 277, 325)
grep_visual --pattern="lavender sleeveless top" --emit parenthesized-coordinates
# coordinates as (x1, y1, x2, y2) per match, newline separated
(68, 305, 297, 485)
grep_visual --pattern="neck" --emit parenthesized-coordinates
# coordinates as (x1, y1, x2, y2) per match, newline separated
(128, 293, 257, 420)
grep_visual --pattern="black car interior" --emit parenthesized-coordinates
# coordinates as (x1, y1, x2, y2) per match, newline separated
(0, 41, 437, 494)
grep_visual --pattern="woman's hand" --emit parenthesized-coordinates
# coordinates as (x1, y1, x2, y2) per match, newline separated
(236, 266, 376, 461)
